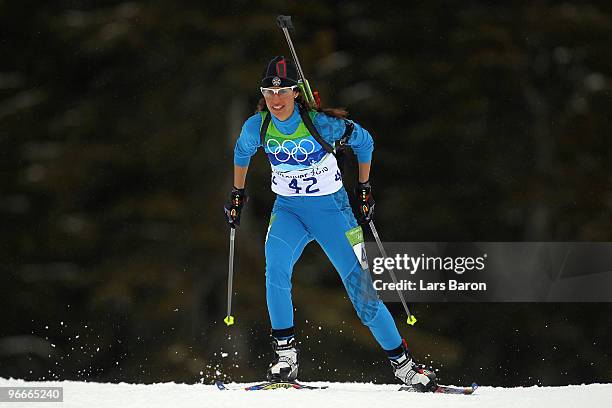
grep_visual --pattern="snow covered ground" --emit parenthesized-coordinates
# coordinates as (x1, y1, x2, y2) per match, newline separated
(1, 378, 611, 408)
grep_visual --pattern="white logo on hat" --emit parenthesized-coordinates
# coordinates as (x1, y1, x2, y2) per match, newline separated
(272, 77, 281, 86)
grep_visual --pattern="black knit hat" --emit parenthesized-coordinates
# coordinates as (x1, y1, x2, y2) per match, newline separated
(261, 56, 298, 87)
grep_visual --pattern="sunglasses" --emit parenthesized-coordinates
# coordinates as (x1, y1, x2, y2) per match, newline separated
(260, 86, 298, 97)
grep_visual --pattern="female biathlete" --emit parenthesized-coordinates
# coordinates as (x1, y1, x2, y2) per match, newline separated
(224, 56, 436, 392)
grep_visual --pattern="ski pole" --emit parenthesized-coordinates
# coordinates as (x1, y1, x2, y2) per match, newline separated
(224, 227, 236, 326)
(276, 15, 318, 109)
(368, 220, 417, 325)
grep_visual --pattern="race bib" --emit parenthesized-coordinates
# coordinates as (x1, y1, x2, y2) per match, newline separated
(269, 152, 343, 196)
(261, 111, 345, 197)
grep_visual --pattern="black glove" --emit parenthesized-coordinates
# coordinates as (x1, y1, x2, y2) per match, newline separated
(224, 187, 248, 228)
(355, 180, 375, 224)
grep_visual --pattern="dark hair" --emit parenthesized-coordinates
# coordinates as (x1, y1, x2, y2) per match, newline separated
(256, 91, 349, 119)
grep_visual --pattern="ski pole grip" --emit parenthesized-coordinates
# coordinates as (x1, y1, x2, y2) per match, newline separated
(276, 15, 294, 30)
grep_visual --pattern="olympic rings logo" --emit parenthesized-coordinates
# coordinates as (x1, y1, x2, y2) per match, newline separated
(266, 138, 316, 163)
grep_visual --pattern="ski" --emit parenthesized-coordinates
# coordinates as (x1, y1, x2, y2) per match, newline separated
(399, 382, 478, 395)
(216, 380, 476, 394)
(215, 380, 328, 391)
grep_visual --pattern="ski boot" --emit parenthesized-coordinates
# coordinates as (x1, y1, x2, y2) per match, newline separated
(267, 336, 299, 382)
(389, 342, 437, 392)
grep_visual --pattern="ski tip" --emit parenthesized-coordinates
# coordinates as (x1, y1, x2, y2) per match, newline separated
(429, 383, 478, 395)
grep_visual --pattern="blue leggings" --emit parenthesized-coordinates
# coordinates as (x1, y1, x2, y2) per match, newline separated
(264, 187, 402, 351)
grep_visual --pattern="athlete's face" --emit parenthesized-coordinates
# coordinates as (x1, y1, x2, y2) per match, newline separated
(262, 86, 298, 121)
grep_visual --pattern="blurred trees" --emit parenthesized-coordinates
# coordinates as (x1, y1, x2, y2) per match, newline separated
(1, 1, 611, 386)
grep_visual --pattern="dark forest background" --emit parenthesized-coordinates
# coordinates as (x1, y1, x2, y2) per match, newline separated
(1, 1, 611, 387)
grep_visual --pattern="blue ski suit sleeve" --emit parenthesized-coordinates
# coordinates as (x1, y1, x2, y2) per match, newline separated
(234, 113, 263, 167)
(313, 114, 374, 163)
